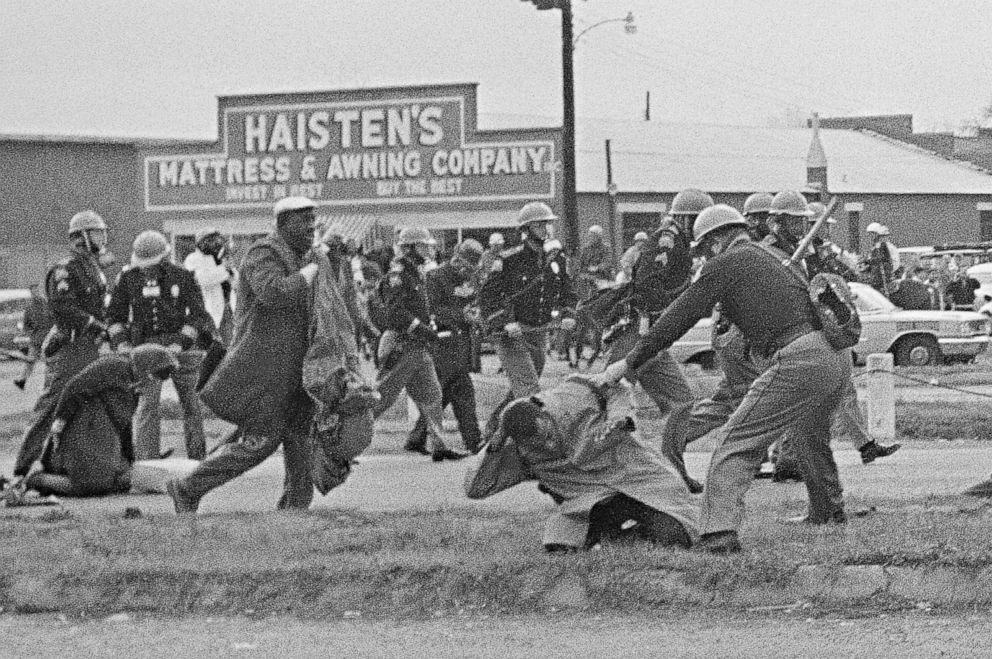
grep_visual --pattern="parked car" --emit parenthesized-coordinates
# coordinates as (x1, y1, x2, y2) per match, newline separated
(0, 289, 33, 357)
(671, 282, 991, 368)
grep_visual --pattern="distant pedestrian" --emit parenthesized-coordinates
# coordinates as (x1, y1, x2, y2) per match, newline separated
(616, 231, 648, 283)
(166, 196, 324, 514)
(13, 284, 54, 390)
(183, 227, 236, 346)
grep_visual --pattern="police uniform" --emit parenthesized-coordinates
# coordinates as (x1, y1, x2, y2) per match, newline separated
(761, 235, 877, 471)
(372, 255, 452, 459)
(606, 218, 697, 489)
(107, 261, 214, 460)
(13, 249, 107, 477)
(624, 234, 849, 536)
(406, 261, 482, 453)
(479, 239, 576, 432)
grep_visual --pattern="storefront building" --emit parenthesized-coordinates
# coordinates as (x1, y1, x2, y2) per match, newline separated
(141, 83, 562, 262)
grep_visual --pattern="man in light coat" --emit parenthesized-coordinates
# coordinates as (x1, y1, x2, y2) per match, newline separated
(183, 227, 235, 345)
(166, 197, 323, 514)
(465, 377, 698, 552)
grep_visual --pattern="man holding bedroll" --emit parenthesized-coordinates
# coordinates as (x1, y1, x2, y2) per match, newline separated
(596, 204, 850, 554)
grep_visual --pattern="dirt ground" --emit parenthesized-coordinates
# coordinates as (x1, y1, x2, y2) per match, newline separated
(5, 611, 992, 658)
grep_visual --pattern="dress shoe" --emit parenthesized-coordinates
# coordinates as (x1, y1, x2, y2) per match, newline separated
(166, 478, 199, 515)
(784, 509, 847, 525)
(403, 440, 429, 456)
(697, 531, 742, 555)
(685, 477, 704, 494)
(963, 477, 992, 498)
(860, 441, 901, 464)
(431, 447, 469, 462)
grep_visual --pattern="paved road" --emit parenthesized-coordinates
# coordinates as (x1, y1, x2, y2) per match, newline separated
(5, 611, 992, 658)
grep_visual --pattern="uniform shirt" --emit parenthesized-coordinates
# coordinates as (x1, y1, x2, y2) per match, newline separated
(626, 236, 817, 371)
(381, 255, 432, 336)
(46, 248, 107, 336)
(106, 261, 213, 349)
(630, 220, 693, 315)
(479, 240, 576, 328)
(425, 262, 476, 371)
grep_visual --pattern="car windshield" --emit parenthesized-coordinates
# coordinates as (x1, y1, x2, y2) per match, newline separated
(850, 283, 896, 313)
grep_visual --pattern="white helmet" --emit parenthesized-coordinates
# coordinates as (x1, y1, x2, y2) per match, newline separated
(866, 222, 884, 235)
(633, 231, 649, 242)
(488, 232, 505, 247)
(588, 224, 604, 235)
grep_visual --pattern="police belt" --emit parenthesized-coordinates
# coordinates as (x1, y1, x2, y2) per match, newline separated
(756, 323, 816, 358)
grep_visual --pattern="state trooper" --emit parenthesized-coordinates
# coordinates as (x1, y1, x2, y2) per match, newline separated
(107, 230, 215, 460)
(606, 188, 713, 493)
(13, 210, 112, 480)
(765, 191, 900, 475)
(405, 239, 485, 455)
(598, 204, 851, 554)
(742, 192, 773, 241)
(373, 226, 466, 462)
(479, 201, 577, 437)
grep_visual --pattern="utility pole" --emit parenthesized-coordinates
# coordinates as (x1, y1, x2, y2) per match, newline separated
(560, 0, 579, 255)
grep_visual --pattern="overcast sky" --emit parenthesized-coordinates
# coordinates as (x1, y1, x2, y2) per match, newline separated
(1, 0, 990, 140)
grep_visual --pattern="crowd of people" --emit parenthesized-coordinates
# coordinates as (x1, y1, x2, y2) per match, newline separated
(4, 191, 992, 555)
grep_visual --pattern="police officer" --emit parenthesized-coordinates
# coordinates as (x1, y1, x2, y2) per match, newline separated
(606, 188, 713, 493)
(405, 239, 485, 455)
(107, 230, 214, 461)
(742, 192, 773, 241)
(766, 191, 900, 474)
(479, 201, 577, 437)
(13, 210, 111, 479)
(373, 226, 465, 462)
(599, 204, 851, 554)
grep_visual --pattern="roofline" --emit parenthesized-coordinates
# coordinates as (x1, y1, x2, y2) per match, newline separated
(0, 133, 211, 147)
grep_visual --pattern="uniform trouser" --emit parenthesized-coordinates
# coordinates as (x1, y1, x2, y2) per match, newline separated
(700, 331, 848, 534)
(373, 344, 447, 452)
(407, 369, 481, 452)
(606, 324, 695, 482)
(133, 349, 206, 461)
(776, 363, 871, 467)
(484, 330, 547, 439)
(175, 391, 314, 509)
(14, 337, 100, 476)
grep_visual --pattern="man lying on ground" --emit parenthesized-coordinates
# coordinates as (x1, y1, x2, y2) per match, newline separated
(464, 376, 699, 552)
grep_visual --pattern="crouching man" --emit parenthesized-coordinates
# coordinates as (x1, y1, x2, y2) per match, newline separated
(464, 377, 698, 552)
(21, 344, 178, 497)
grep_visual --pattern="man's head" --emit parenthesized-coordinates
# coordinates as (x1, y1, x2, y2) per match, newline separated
(497, 397, 553, 449)
(633, 231, 649, 247)
(488, 232, 505, 250)
(68, 210, 108, 255)
(768, 190, 813, 248)
(742, 192, 773, 240)
(669, 188, 714, 236)
(195, 227, 228, 260)
(587, 225, 604, 243)
(320, 223, 347, 251)
(866, 222, 885, 243)
(691, 204, 748, 259)
(274, 196, 317, 254)
(517, 201, 557, 243)
(451, 238, 484, 280)
(396, 226, 437, 263)
(131, 344, 179, 382)
(130, 230, 171, 270)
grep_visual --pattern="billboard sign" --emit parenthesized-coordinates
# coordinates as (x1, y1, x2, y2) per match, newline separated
(144, 84, 558, 212)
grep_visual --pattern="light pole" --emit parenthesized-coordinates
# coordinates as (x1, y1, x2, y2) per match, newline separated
(521, 1, 635, 256)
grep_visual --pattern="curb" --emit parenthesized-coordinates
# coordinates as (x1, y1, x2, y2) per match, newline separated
(4, 563, 992, 617)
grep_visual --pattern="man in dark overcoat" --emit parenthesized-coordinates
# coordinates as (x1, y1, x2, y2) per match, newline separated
(166, 196, 323, 514)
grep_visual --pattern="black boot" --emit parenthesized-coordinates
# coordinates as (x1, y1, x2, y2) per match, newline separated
(860, 441, 901, 464)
